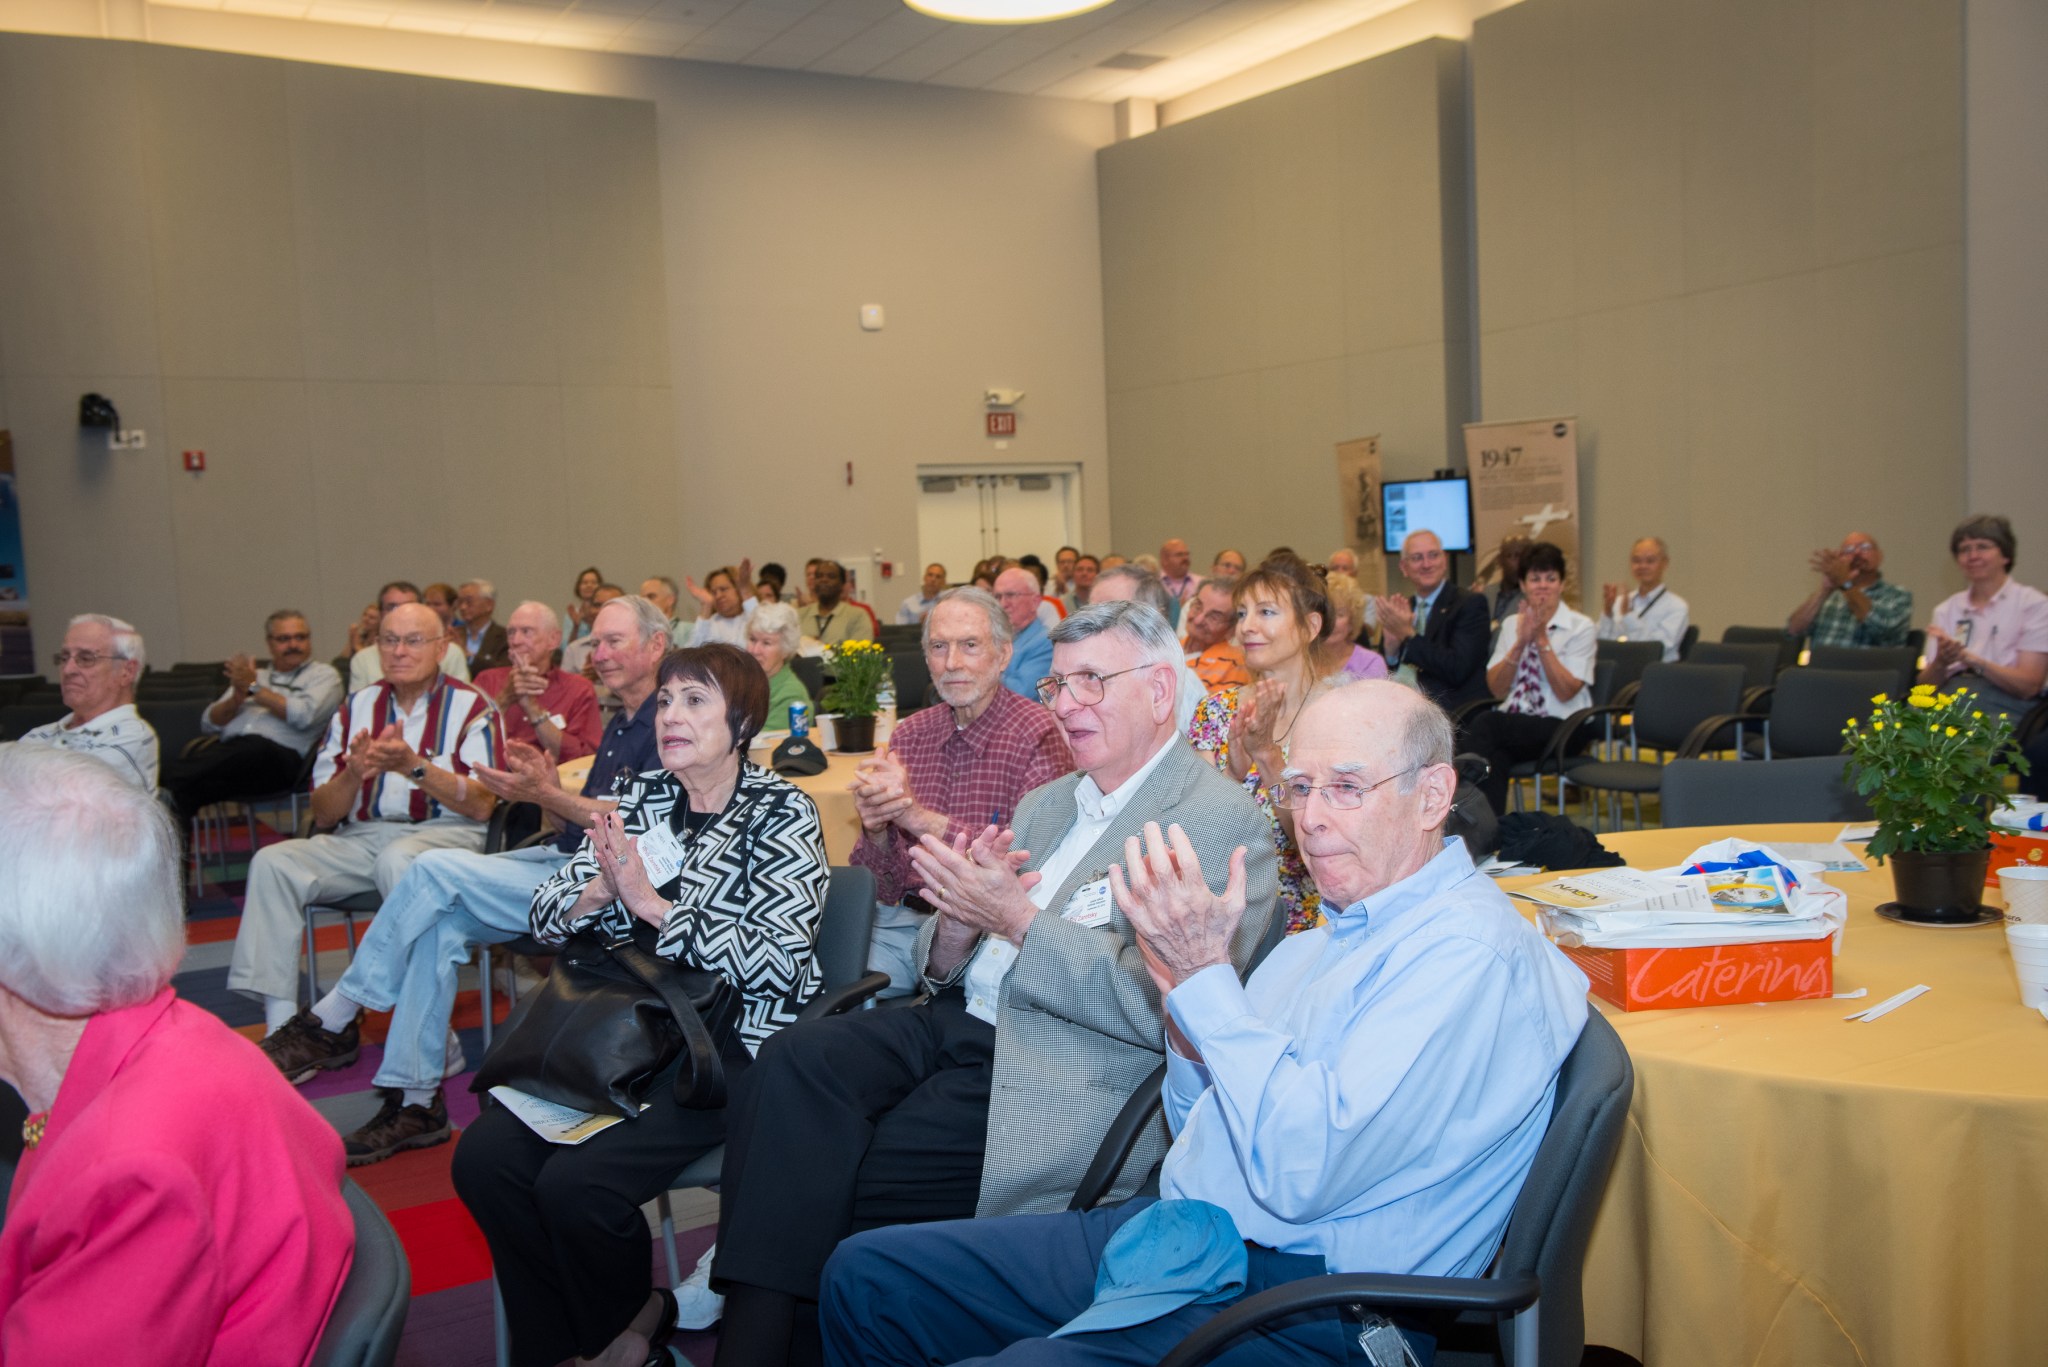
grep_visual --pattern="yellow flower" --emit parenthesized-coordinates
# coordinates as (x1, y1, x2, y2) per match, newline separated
(1845, 717, 1859, 728)
(1910, 684, 1936, 696)
(1872, 721, 1884, 731)
(1871, 694, 1889, 705)
(1946, 726, 1959, 737)
(1907, 694, 1935, 708)
(1975, 711, 1985, 719)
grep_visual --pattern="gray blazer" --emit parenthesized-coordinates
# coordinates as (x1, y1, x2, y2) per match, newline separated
(917, 736, 1281, 1217)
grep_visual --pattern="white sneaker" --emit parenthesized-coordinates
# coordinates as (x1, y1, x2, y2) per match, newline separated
(673, 1243, 724, 1331)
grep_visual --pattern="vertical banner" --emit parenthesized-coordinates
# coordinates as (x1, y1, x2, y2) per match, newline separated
(1332, 435, 1387, 596)
(1464, 417, 1582, 606)
(0, 431, 29, 676)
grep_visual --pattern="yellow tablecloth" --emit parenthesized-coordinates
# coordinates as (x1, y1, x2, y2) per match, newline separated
(554, 751, 864, 864)
(1504, 824, 2048, 1366)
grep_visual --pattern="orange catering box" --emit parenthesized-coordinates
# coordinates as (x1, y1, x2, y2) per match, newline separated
(1988, 827, 2048, 887)
(1562, 937, 1833, 1012)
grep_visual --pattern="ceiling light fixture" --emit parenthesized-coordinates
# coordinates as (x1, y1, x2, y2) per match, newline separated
(904, 0, 1113, 25)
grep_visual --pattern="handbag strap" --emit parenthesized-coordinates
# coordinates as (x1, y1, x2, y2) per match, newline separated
(606, 937, 729, 1109)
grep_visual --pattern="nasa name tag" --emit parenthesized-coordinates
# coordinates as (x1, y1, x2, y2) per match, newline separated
(1060, 878, 1114, 929)
(636, 825, 685, 888)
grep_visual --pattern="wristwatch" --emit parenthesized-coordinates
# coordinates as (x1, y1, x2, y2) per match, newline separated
(409, 763, 427, 782)
(245, 681, 261, 697)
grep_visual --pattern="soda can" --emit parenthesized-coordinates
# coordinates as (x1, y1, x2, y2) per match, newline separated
(788, 702, 810, 738)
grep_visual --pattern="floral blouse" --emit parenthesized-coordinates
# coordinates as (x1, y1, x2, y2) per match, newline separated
(1186, 687, 1321, 935)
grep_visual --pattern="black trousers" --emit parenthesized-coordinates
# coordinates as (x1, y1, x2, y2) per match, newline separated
(451, 1038, 750, 1367)
(1461, 709, 1584, 814)
(161, 734, 305, 823)
(714, 987, 996, 1302)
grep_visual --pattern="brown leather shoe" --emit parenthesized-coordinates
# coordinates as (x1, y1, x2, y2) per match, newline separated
(259, 1011, 360, 1084)
(344, 1087, 451, 1167)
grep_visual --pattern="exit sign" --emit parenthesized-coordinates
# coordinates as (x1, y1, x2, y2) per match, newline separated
(986, 411, 1016, 437)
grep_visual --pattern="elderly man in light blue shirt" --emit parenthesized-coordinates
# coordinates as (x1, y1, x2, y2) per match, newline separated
(819, 679, 1589, 1366)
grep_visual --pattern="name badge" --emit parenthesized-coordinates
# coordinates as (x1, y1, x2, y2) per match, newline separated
(1061, 877, 1114, 929)
(636, 825, 685, 888)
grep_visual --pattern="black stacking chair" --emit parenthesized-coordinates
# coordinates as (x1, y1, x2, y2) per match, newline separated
(310, 1180, 412, 1367)
(1660, 755, 1874, 827)
(1805, 645, 1918, 697)
(1546, 662, 1749, 829)
(1158, 1011, 1634, 1367)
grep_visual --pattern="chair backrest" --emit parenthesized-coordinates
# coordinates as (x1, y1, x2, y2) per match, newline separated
(1805, 645, 1917, 696)
(310, 1179, 411, 1367)
(1764, 668, 1896, 758)
(878, 623, 923, 650)
(1676, 624, 1700, 660)
(1659, 754, 1873, 827)
(790, 655, 825, 703)
(1684, 641, 1780, 693)
(0, 700, 68, 740)
(1491, 1010, 1634, 1367)
(138, 698, 212, 766)
(1720, 625, 1801, 674)
(1593, 640, 1662, 703)
(890, 649, 933, 717)
(1631, 663, 1745, 752)
(815, 865, 878, 991)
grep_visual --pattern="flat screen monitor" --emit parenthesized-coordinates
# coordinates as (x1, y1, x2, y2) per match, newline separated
(1380, 478, 1474, 555)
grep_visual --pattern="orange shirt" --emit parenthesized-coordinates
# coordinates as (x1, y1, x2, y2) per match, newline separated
(1187, 641, 1252, 693)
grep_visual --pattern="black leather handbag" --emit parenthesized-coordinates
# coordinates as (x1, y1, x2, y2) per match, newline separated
(471, 920, 740, 1118)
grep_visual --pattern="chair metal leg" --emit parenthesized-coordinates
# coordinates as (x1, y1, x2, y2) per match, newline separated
(478, 944, 495, 1050)
(1507, 1298, 1540, 1367)
(657, 1189, 681, 1286)
(305, 915, 320, 1007)
(1632, 791, 1644, 829)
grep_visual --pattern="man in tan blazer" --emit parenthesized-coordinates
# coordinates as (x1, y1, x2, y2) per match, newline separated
(708, 600, 1281, 1366)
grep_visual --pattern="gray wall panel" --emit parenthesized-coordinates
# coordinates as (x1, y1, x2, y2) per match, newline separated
(1099, 38, 1470, 568)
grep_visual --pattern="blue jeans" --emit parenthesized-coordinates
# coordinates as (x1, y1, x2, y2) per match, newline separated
(333, 844, 565, 1092)
(821, 1199, 1381, 1367)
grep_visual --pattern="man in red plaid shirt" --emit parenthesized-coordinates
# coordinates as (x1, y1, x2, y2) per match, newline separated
(850, 587, 1075, 994)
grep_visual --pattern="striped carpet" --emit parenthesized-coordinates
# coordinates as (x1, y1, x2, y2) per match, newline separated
(181, 822, 724, 1366)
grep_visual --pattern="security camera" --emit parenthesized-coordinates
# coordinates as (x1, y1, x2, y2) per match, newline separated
(984, 389, 1025, 408)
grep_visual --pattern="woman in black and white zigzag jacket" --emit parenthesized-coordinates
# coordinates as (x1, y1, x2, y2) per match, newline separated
(454, 644, 828, 1367)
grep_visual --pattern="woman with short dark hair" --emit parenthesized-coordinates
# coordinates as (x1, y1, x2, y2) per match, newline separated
(1919, 513, 2048, 718)
(453, 644, 828, 1367)
(1463, 541, 1598, 815)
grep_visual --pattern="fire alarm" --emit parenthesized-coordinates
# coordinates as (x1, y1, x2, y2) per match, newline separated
(860, 304, 885, 331)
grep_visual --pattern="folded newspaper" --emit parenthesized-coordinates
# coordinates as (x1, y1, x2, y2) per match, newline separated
(1515, 839, 1848, 950)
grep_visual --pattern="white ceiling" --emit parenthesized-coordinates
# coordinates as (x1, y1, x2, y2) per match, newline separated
(147, 0, 1425, 103)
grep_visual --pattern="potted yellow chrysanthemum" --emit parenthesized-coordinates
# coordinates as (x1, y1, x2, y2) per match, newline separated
(819, 639, 891, 753)
(1843, 683, 2030, 924)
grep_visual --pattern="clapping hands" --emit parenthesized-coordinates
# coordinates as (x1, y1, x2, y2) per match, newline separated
(1107, 822, 1247, 994)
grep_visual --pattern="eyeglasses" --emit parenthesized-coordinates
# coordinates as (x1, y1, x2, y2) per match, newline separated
(1840, 542, 1876, 555)
(1403, 550, 1446, 563)
(378, 633, 439, 650)
(1035, 666, 1146, 706)
(53, 649, 116, 668)
(267, 633, 311, 644)
(994, 589, 1039, 602)
(1264, 767, 1417, 810)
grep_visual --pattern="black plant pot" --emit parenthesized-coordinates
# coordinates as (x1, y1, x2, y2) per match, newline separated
(834, 714, 877, 755)
(1887, 847, 1992, 923)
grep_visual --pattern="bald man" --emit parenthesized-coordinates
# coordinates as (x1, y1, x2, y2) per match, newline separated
(1787, 532, 1913, 648)
(1158, 539, 1201, 627)
(1597, 538, 1691, 661)
(230, 602, 502, 1035)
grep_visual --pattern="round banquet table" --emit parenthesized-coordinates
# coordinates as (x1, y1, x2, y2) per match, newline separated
(1500, 824, 2048, 1367)
(555, 749, 865, 864)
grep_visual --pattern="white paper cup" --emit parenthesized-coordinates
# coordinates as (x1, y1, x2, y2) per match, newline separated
(2008, 924, 2048, 1006)
(1997, 866, 2048, 924)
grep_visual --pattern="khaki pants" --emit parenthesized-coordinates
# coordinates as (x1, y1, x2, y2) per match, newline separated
(227, 820, 484, 1005)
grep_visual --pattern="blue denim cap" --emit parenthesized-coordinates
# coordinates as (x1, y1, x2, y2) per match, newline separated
(1048, 1200, 1248, 1338)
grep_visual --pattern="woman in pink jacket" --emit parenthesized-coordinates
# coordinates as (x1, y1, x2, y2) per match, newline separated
(0, 745, 355, 1365)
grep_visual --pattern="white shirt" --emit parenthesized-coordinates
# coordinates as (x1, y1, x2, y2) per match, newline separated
(896, 593, 940, 626)
(958, 735, 1181, 1025)
(17, 703, 160, 789)
(689, 612, 752, 649)
(1595, 586, 1690, 662)
(201, 661, 345, 755)
(1487, 603, 1597, 718)
(348, 642, 469, 692)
